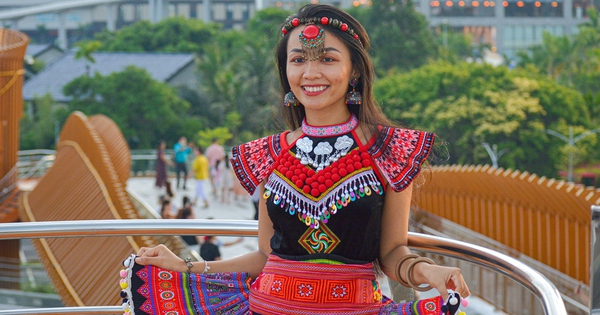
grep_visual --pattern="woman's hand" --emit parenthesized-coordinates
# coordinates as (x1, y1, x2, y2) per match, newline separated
(414, 263, 470, 301)
(135, 244, 186, 272)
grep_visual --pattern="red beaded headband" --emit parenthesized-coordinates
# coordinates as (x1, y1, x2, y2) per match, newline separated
(281, 17, 361, 42)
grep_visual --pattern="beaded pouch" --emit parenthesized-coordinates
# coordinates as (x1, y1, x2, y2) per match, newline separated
(118, 254, 466, 315)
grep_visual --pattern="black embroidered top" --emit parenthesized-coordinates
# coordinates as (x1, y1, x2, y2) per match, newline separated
(231, 119, 434, 263)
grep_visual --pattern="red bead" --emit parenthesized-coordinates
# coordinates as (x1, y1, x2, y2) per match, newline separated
(288, 154, 296, 162)
(354, 162, 362, 170)
(311, 188, 320, 197)
(340, 23, 348, 32)
(325, 179, 334, 187)
(317, 176, 326, 184)
(284, 161, 292, 168)
(318, 184, 327, 193)
(324, 172, 332, 179)
(282, 28, 288, 35)
(292, 175, 299, 182)
(286, 171, 294, 178)
(353, 155, 361, 161)
(361, 152, 370, 159)
(311, 182, 319, 188)
(303, 185, 311, 194)
(353, 34, 359, 40)
(306, 178, 314, 185)
(339, 169, 348, 177)
(302, 25, 320, 40)
(295, 179, 304, 187)
(299, 174, 307, 180)
(331, 167, 339, 175)
(347, 165, 355, 173)
(307, 169, 316, 177)
(362, 160, 371, 167)
(292, 18, 300, 27)
(320, 17, 329, 25)
(338, 163, 346, 170)
(331, 174, 341, 181)
(294, 169, 302, 175)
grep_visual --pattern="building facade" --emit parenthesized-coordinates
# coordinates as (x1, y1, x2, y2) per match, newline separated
(1, 0, 597, 58)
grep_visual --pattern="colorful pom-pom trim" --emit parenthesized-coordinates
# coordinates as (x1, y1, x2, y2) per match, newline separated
(119, 254, 136, 315)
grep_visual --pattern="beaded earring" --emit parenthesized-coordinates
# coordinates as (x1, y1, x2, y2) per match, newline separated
(345, 77, 362, 105)
(284, 91, 299, 107)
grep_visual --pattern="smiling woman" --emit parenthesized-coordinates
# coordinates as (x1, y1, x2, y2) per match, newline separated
(127, 4, 470, 315)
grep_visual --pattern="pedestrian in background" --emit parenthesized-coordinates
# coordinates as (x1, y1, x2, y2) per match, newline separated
(173, 136, 191, 190)
(205, 138, 224, 197)
(155, 140, 173, 192)
(191, 146, 210, 209)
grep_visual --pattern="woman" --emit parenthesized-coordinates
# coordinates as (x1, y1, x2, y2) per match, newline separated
(127, 4, 469, 315)
(154, 140, 173, 191)
(217, 153, 235, 204)
(159, 198, 175, 219)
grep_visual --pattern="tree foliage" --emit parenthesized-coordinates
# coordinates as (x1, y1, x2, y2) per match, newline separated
(20, 94, 61, 150)
(374, 61, 593, 176)
(94, 17, 219, 53)
(62, 66, 201, 149)
(357, 0, 436, 73)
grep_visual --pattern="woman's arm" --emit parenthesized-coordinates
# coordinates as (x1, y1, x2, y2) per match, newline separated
(378, 184, 470, 301)
(136, 182, 273, 279)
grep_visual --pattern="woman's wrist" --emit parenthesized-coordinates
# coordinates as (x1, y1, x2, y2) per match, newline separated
(182, 257, 210, 274)
(410, 259, 435, 284)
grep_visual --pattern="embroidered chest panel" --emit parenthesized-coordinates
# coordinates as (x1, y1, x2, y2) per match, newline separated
(264, 131, 384, 233)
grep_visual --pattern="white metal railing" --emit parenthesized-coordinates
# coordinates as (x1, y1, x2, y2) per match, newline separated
(0, 219, 568, 315)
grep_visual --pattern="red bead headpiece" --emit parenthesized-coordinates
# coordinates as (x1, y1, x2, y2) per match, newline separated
(281, 17, 361, 43)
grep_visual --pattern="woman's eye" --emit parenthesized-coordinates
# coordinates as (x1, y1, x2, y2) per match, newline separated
(322, 57, 335, 62)
(291, 57, 305, 63)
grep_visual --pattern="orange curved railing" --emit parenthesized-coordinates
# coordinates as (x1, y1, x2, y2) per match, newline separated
(17, 111, 167, 306)
(416, 164, 596, 285)
(0, 28, 29, 291)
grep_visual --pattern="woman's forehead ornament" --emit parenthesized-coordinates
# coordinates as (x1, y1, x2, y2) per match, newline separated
(299, 25, 325, 61)
(282, 17, 361, 43)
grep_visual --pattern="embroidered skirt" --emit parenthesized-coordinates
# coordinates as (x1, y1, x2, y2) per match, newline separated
(119, 254, 451, 315)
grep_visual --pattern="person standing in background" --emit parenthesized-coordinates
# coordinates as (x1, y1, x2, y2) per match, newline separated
(155, 140, 174, 192)
(205, 138, 224, 197)
(217, 153, 235, 204)
(173, 137, 192, 190)
(192, 146, 210, 209)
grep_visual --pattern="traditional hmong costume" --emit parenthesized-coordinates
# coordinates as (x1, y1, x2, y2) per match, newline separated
(119, 115, 462, 315)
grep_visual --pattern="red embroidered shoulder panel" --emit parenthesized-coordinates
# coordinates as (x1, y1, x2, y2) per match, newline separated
(368, 127, 435, 192)
(231, 133, 283, 195)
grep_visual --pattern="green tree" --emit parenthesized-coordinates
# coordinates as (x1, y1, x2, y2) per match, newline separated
(360, 0, 436, 73)
(74, 40, 102, 63)
(63, 66, 200, 148)
(20, 94, 60, 150)
(374, 61, 592, 177)
(94, 17, 219, 53)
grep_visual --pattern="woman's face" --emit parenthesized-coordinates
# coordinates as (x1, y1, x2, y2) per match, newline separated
(286, 27, 353, 115)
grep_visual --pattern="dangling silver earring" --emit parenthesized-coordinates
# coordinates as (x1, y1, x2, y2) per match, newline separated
(284, 91, 299, 107)
(345, 77, 362, 105)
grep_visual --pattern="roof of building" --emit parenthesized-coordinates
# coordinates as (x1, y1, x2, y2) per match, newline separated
(25, 43, 62, 57)
(23, 51, 195, 102)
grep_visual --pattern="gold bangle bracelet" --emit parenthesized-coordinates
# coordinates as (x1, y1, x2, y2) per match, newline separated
(405, 257, 436, 292)
(394, 254, 419, 287)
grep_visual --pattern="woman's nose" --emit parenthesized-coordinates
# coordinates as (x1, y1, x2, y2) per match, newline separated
(302, 61, 322, 79)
